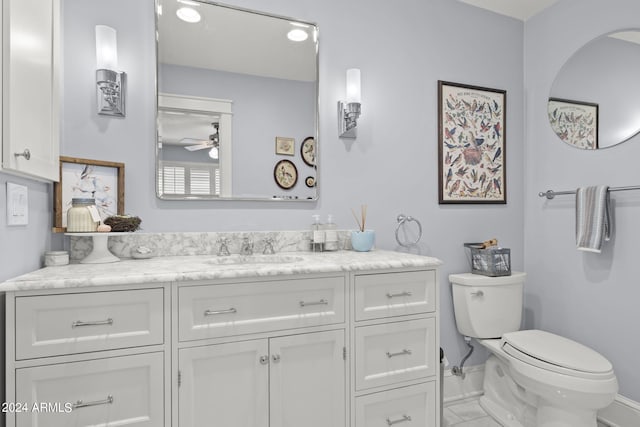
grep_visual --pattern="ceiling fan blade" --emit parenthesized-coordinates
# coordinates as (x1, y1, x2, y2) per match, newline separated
(184, 143, 212, 151)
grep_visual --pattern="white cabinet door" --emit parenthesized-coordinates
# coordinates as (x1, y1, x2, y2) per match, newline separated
(270, 330, 346, 427)
(15, 352, 164, 427)
(1, 0, 59, 181)
(178, 340, 269, 427)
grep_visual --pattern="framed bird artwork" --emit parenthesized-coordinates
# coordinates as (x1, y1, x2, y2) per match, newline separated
(547, 98, 598, 150)
(438, 80, 507, 204)
(53, 156, 125, 232)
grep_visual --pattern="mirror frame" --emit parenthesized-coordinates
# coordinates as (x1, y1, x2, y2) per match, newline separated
(154, 0, 320, 202)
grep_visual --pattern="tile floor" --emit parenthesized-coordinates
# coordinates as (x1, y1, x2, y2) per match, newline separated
(444, 398, 610, 427)
(443, 399, 501, 427)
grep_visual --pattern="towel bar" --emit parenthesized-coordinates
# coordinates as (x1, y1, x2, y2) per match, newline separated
(539, 185, 640, 200)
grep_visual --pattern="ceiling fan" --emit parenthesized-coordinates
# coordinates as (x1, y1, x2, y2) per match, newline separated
(182, 122, 220, 151)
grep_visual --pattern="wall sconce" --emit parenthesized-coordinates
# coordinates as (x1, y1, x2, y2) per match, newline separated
(96, 25, 125, 116)
(338, 68, 361, 138)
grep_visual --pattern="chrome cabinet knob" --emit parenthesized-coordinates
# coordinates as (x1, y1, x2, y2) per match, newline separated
(272, 354, 281, 363)
(14, 148, 31, 160)
(259, 355, 269, 365)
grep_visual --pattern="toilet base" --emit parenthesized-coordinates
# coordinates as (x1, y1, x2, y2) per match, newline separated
(482, 355, 600, 427)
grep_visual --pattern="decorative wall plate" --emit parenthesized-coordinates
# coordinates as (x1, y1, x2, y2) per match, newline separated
(274, 160, 298, 189)
(305, 176, 316, 188)
(301, 136, 316, 166)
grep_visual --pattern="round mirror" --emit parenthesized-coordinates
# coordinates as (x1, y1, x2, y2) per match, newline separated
(548, 30, 640, 150)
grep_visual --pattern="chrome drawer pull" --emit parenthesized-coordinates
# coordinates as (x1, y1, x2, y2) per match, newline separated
(299, 299, 328, 307)
(204, 308, 237, 316)
(386, 291, 412, 299)
(72, 318, 113, 328)
(386, 349, 412, 358)
(73, 395, 113, 409)
(387, 415, 412, 426)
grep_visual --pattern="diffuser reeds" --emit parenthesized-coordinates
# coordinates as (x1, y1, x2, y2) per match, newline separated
(351, 204, 367, 232)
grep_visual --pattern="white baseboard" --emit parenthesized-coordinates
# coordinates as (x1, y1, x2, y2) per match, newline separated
(443, 364, 485, 404)
(443, 364, 640, 427)
(598, 394, 640, 427)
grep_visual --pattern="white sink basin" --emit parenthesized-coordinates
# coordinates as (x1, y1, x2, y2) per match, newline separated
(207, 254, 304, 265)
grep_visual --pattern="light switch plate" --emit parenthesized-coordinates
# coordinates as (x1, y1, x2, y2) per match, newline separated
(7, 182, 28, 226)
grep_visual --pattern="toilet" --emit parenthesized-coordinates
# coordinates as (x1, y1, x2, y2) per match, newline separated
(449, 272, 618, 427)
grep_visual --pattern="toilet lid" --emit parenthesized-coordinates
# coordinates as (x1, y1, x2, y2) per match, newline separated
(502, 330, 613, 376)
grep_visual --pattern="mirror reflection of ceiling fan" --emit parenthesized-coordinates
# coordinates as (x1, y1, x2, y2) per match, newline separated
(182, 122, 219, 151)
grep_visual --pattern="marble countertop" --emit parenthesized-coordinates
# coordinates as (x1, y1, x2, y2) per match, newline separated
(0, 250, 442, 292)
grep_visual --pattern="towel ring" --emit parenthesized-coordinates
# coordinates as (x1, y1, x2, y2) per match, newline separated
(395, 214, 423, 247)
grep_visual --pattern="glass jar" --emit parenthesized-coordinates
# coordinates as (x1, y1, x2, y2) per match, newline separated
(66, 198, 99, 232)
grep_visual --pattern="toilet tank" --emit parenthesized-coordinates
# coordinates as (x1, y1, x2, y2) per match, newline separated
(449, 272, 526, 339)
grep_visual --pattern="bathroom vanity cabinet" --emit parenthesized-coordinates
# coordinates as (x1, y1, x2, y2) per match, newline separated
(1, 0, 60, 181)
(2, 251, 440, 427)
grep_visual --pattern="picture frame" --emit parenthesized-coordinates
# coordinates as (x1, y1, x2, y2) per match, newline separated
(275, 136, 295, 156)
(438, 81, 507, 204)
(53, 156, 125, 232)
(548, 97, 598, 149)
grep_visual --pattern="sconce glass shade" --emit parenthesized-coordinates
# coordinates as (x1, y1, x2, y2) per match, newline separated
(95, 25, 118, 70)
(95, 25, 125, 117)
(346, 68, 361, 103)
(339, 68, 362, 138)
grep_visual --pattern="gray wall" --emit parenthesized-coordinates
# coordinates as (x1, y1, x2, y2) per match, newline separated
(524, 0, 640, 401)
(0, 173, 52, 281)
(57, 0, 525, 372)
(160, 64, 316, 199)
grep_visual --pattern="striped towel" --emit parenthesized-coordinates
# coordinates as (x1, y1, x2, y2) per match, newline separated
(576, 186, 611, 253)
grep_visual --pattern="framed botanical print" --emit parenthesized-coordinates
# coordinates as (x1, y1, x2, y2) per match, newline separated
(438, 81, 507, 204)
(548, 98, 598, 150)
(53, 156, 125, 232)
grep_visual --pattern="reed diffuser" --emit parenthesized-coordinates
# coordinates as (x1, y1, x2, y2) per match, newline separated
(350, 204, 375, 251)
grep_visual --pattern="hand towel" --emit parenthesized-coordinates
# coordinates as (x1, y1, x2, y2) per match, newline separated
(576, 185, 611, 253)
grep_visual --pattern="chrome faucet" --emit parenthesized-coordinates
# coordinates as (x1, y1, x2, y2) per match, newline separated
(240, 237, 254, 255)
(217, 238, 230, 256)
(263, 238, 276, 255)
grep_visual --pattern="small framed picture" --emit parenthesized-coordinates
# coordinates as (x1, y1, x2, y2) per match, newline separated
(53, 156, 125, 232)
(275, 137, 295, 156)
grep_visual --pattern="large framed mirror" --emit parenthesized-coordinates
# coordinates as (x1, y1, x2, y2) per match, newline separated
(548, 30, 640, 150)
(156, 0, 319, 200)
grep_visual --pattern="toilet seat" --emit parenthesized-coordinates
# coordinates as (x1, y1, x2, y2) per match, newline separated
(501, 330, 614, 380)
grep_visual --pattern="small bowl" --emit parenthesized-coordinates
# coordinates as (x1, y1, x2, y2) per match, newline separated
(131, 245, 155, 259)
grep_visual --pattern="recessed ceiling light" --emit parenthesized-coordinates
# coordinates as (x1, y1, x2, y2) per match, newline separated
(176, 7, 201, 23)
(287, 29, 308, 42)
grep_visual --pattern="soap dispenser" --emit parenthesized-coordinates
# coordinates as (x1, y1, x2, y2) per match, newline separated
(311, 214, 325, 252)
(323, 214, 338, 251)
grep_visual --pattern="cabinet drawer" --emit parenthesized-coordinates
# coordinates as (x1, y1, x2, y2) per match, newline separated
(354, 271, 435, 321)
(179, 276, 345, 341)
(355, 382, 437, 427)
(15, 288, 164, 359)
(15, 352, 164, 427)
(355, 318, 436, 390)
